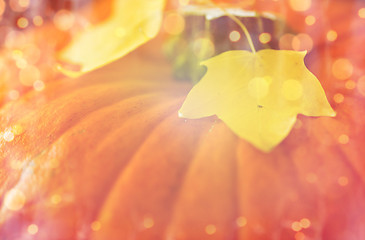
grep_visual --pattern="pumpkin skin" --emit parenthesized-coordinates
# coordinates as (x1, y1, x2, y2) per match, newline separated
(1, 0, 365, 240)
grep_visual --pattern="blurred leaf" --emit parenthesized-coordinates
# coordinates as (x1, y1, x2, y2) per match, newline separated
(179, 49, 336, 152)
(57, 0, 165, 77)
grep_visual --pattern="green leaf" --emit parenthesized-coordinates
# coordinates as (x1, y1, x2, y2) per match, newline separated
(179, 49, 336, 152)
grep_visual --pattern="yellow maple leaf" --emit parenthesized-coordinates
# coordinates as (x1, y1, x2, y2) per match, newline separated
(57, 0, 165, 77)
(179, 49, 336, 152)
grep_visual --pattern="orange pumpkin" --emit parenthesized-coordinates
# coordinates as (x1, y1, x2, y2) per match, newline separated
(1, 0, 365, 240)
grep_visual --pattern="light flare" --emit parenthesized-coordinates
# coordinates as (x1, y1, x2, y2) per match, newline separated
(51, 194, 62, 205)
(17, 17, 29, 29)
(143, 217, 154, 229)
(91, 221, 102, 231)
(33, 16, 43, 26)
(338, 134, 349, 144)
(305, 15, 316, 25)
(326, 30, 338, 42)
(236, 217, 247, 227)
(259, 33, 272, 44)
(163, 13, 185, 35)
(338, 176, 349, 186)
(33, 80, 45, 91)
(292, 33, 313, 51)
(359, 8, 365, 18)
(229, 30, 241, 42)
(282, 79, 303, 101)
(289, 0, 311, 12)
(332, 58, 353, 80)
(4, 189, 26, 211)
(53, 10, 75, 31)
(345, 80, 356, 90)
(333, 93, 344, 103)
(300, 218, 311, 228)
(248, 77, 270, 99)
(8, 90, 20, 100)
(291, 221, 302, 232)
(3, 130, 15, 142)
(205, 224, 216, 235)
(27, 224, 38, 235)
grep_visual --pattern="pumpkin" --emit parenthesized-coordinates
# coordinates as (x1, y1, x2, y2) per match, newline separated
(1, 0, 365, 239)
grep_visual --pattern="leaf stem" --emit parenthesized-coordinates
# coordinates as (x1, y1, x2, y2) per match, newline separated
(206, 1, 257, 53)
(220, 8, 257, 54)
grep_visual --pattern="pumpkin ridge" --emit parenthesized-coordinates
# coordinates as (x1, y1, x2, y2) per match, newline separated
(0, 80, 162, 130)
(333, 104, 365, 181)
(272, 144, 312, 236)
(235, 142, 278, 238)
(0, 83, 167, 161)
(0, 91, 183, 212)
(0, 92, 173, 194)
(0, 96, 186, 240)
(319, 125, 365, 187)
(77, 97, 186, 225)
(333, 144, 365, 187)
(92, 112, 212, 240)
(86, 96, 185, 159)
(295, 103, 365, 185)
(165, 123, 238, 240)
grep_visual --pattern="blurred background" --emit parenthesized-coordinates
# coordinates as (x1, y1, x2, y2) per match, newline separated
(0, 1, 365, 239)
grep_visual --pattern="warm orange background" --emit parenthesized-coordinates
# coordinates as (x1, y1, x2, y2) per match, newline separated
(0, 0, 364, 239)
